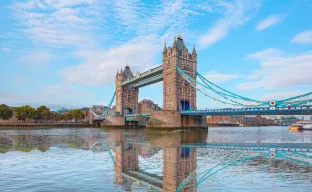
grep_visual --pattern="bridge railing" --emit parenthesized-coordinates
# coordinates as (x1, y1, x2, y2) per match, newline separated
(181, 106, 312, 115)
(121, 65, 163, 85)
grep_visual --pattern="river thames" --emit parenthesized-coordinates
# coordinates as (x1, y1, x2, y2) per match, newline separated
(0, 126, 311, 192)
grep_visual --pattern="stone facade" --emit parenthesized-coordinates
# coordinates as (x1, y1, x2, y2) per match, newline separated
(116, 64, 139, 115)
(163, 147, 197, 192)
(162, 34, 197, 111)
(138, 99, 161, 114)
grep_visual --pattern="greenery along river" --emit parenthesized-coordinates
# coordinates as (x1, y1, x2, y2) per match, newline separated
(0, 126, 311, 191)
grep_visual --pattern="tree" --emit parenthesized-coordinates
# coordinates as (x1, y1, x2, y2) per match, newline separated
(14, 105, 37, 121)
(36, 106, 51, 120)
(68, 109, 85, 121)
(0, 104, 13, 120)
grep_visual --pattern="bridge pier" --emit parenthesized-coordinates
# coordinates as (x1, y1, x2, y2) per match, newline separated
(101, 116, 125, 127)
(146, 111, 207, 129)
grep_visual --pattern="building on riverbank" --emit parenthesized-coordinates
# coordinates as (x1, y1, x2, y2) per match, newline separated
(207, 115, 276, 126)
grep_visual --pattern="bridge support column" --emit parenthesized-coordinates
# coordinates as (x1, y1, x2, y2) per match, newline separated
(101, 116, 125, 127)
(181, 115, 207, 128)
(163, 147, 197, 192)
(88, 108, 94, 125)
(146, 111, 207, 129)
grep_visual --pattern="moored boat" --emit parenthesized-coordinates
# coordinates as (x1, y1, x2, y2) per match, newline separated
(288, 121, 312, 131)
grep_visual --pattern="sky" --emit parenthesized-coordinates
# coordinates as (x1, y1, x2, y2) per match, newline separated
(0, 0, 312, 110)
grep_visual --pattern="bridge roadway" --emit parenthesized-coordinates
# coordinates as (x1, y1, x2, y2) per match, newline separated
(181, 106, 312, 116)
(121, 65, 163, 88)
(121, 105, 312, 122)
(122, 170, 163, 191)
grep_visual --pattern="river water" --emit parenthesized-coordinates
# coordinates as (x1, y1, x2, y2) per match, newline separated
(0, 126, 311, 192)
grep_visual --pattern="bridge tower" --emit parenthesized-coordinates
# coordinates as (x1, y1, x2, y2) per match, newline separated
(116, 64, 139, 115)
(163, 34, 197, 111)
(163, 147, 197, 192)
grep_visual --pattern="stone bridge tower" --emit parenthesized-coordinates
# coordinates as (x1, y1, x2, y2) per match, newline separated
(116, 64, 139, 115)
(163, 34, 197, 111)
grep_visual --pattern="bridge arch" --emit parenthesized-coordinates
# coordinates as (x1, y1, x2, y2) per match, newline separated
(124, 108, 133, 115)
(180, 100, 191, 111)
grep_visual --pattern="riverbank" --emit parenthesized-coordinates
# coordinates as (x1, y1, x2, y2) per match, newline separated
(0, 120, 89, 127)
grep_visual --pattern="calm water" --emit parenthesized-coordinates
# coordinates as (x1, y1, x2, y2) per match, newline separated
(0, 126, 311, 192)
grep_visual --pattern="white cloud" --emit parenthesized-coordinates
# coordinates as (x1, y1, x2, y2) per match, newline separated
(13, 74, 24, 84)
(292, 30, 312, 44)
(238, 48, 312, 90)
(198, 0, 261, 48)
(0, 84, 94, 109)
(261, 91, 304, 101)
(204, 71, 240, 83)
(60, 39, 159, 86)
(11, 0, 99, 48)
(1, 48, 11, 54)
(256, 13, 285, 31)
(19, 51, 52, 66)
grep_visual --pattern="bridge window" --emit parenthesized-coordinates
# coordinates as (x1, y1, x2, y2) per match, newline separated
(180, 147, 191, 158)
(181, 100, 191, 110)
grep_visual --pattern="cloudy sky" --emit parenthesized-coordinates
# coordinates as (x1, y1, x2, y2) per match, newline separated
(0, 0, 311, 110)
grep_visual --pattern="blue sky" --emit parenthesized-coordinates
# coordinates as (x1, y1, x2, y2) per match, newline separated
(0, 0, 312, 110)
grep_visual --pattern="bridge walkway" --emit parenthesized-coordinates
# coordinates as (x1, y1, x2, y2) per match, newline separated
(122, 170, 163, 191)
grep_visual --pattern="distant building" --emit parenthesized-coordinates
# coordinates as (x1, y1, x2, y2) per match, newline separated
(138, 99, 161, 114)
(244, 115, 275, 125)
(207, 115, 275, 126)
(80, 107, 90, 118)
(207, 115, 245, 125)
(92, 105, 108, 116)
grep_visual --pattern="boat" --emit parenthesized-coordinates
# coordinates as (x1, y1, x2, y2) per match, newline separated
(288, 121, 312, 131)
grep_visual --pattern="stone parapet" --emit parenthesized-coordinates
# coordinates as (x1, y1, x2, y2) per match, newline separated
(147, 111, 182, 128)
(101, 116, 125, 127)
(147, 111, 207, 128)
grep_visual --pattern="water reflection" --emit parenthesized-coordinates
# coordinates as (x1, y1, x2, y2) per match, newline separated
(0, 127, 311, 192)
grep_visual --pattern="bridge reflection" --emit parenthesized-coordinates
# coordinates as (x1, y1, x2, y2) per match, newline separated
(106, 129, 312, 192)
(1, 128, 311, 191)
(107, 130, 207, 192)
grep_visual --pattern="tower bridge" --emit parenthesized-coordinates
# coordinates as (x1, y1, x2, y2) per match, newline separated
(90, 34, 312, 128)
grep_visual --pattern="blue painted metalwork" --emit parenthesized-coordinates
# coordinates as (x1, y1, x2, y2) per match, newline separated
(181, 143, 312, 153)
(121, 65, 163, 88)
(181, 105, 312, 116)
(176, 65, 312, 107)
(125, 113, 151, 121)
(93, 92, 116, 120)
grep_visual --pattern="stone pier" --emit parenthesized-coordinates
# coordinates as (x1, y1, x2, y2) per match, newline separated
(146, 111, 207, 128)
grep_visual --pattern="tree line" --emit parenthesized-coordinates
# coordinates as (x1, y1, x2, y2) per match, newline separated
(0, 104, 86, 121)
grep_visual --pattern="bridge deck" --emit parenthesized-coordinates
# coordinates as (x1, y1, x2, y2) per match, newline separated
(121, 65, 163, 88)
(122, 170, 163, 191)
(182, 106, 312, 116)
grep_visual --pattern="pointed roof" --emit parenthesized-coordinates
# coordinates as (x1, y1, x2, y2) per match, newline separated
(175, 34, 186, 51)
(173, 36, 177, 48)
(192, 45, 197, 55)
(123, 64, 133, 79)
(163, 41, 167, 53)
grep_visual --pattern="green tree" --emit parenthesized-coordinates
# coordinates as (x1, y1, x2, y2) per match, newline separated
(36, 105, 51, 120)
(0, 104, 13, 119)
(68, 109, 85, 121)
(14, 105, 37, 121)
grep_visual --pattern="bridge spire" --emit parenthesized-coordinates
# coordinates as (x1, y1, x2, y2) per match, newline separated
(192, 45, 197, 55)
(173, 36, 177, 48)
(163, 41, 167, 53)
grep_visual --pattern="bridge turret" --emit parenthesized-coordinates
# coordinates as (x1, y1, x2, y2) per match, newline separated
(163, 34, 197, 111)
(192, 45, 196, 55)
(116, 64, 139, 115)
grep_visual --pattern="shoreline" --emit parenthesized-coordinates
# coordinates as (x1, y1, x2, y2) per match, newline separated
(0, 122, 90, 128)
